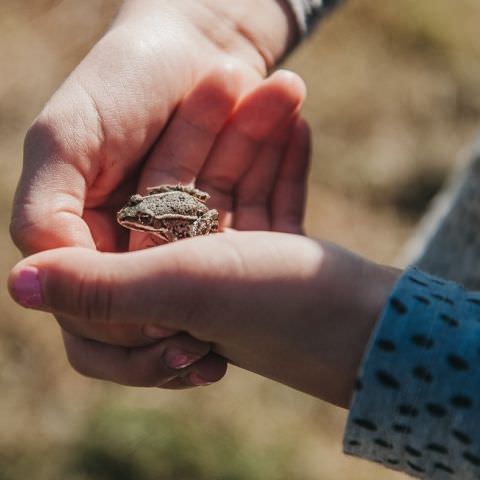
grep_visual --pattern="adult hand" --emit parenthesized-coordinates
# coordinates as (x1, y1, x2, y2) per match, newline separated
(10, 0, 297, 255)
(9, 75, 314, 390)
(11, 60, 307, 389)
(9, 0, 300, 388)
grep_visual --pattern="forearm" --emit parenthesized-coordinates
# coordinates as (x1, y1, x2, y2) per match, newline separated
(196, 0, 299, 68)
(203, 238, 400, 408)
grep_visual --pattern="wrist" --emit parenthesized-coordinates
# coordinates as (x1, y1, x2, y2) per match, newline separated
(339, 262, 402, 407)
(198, 0, 299, 70)
(119, 0, 298, 74)
(310, 243, 402, 407)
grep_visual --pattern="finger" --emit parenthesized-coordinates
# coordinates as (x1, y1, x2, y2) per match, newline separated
(63, 330, 227, 387)
(11, 28, 198, 255)
(233, 114, 299, 231)
(56, 313, 178, 348)
(197, 70, 306, 224)
(129, 64, 247, 250)
(271, 118, 311, 234)
(83, 209, 130, 253)
(83, 174, 144, 253)
(138, 63, 246, 189)
(159, 354, 228, 389)
(8, 234, 295, 342)
(11, 62, 128, 255)
(8, 245, 214, 340)
(11, 121, 95, 254)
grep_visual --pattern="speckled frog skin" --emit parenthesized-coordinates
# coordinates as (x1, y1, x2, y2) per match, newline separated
(117, 184, 219, 243)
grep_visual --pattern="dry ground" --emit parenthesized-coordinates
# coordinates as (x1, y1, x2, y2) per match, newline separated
(1, 1, 480, 478)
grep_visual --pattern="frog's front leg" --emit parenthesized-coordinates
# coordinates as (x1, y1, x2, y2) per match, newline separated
(192, 210, 219, 236)
(151, 229, 174, 244)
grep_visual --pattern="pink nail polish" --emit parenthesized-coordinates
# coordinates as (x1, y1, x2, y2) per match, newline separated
(189, 372, 213, 386)
(143, 325, 177, 339)
(12, 267, 43, 308)
(165, 350, 201, 370)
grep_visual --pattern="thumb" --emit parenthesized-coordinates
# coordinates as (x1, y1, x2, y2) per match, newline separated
(8, 245, 210, 346)
(11, 121, 96, 255)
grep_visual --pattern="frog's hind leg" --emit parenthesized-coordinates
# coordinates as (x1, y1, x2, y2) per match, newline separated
(193, 210, 219, 237)
(146, 185, 179, 195)
(147, 184, 210, 202)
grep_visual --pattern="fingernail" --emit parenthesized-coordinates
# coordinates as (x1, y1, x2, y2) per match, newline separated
(164, 349, 201, 370)
(11, 267, 43, 308)
(143, 324, 177, 339)
(189, 372, 213, 386)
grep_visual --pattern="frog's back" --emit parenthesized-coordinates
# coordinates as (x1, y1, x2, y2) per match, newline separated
(148, 192, 207, 217)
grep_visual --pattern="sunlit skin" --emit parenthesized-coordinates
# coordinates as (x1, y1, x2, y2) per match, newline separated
(10, 0, 301, 389)
(10, 0, 401, 405)
(10, 233, 399, 406)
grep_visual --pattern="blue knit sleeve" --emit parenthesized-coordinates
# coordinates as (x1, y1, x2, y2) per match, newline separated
(344, 267, 480, 479)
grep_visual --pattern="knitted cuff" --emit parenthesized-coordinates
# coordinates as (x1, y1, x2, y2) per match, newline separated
(344, 267, 480, 479)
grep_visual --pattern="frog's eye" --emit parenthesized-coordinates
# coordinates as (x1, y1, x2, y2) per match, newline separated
(139, 213, 152, 225)
(137, 207, 154, 222)
(128, 194, 143, 205)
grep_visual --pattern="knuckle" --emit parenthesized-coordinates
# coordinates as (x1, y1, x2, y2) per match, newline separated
(24, 93, 98, 165)
(24, 112, 66, 162)
(75, 269, 114, 325)
(9, 214, 34, 254)
(11, 117, 63, 253)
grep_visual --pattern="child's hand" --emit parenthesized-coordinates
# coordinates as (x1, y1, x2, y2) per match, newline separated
(9, 231, 400, 405)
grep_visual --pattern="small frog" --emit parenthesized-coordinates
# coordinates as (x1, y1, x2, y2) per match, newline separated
(117, 184, 219, 243)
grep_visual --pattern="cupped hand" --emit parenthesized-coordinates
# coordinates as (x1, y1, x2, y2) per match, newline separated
(10, 69, 307, 388)
(10, 5, 306, 389)
(9, 0, 301, 389)
(9, 82, 397, 400)
(9, 63, 312, 390)
(10, 0, 296, 255)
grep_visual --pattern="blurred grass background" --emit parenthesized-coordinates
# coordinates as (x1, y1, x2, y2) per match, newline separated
(1, 0, 480, 478)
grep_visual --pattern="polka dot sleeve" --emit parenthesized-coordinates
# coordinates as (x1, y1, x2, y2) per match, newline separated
(344, 266, 480, 479)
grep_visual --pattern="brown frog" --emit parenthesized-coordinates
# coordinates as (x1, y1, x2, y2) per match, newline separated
(117, 184, 219, 243)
